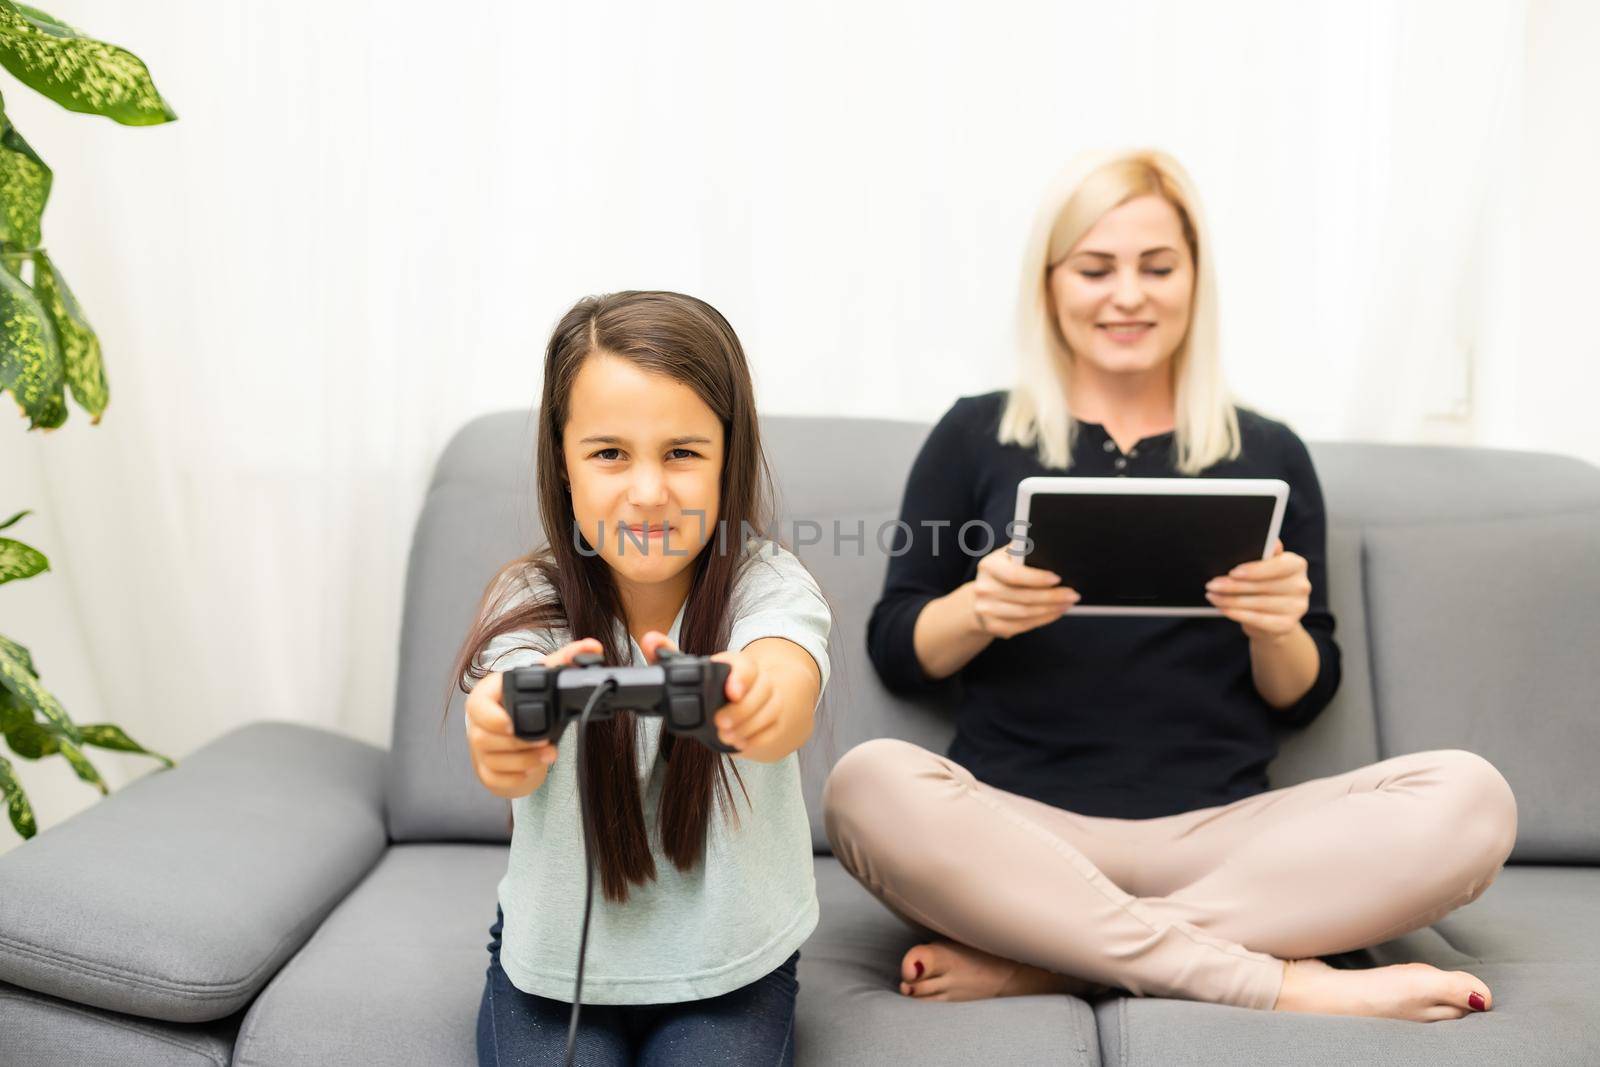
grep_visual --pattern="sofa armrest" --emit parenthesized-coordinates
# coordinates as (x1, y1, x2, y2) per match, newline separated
(0, 721, 387, 1023)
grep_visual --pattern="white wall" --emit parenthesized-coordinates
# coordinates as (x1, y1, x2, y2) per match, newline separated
(1, 0, 1596, 851)
(1502, 0, 1600, 463)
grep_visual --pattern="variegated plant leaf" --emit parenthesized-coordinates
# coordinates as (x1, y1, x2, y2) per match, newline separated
(0, 104, 51, 249)
(0, 260, 63, 428)
(4, 718, 57, 758)
(0, 2, 176, 126)
(55, 736, 105, 793)
(0, 632, 79, 741)
(0, 632, 35, 676)
(0, 684, 28, 733)
(0, 534, 48, 583)
(79, 723, 171, 767)
(0, 752, 37, 837)
(0, 631, 34, 675)
(0, 508, 30, 531)
(33, 251, 104, 420)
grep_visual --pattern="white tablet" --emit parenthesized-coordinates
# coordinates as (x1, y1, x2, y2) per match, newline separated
(1010, 477, 1290, 616)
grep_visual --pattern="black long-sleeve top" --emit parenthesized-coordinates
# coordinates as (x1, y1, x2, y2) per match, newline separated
(867, 392, 1342, 819)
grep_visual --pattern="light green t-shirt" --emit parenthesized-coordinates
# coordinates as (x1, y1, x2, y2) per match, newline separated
(474, 542, 830, 1005)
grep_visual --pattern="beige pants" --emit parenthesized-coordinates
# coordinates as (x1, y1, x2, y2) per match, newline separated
(822, 739, 1518, 1009)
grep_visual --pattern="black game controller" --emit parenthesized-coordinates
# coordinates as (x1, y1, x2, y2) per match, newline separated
(504, 648, 736, 753)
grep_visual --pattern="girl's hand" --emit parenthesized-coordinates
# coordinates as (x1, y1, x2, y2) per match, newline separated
(640, 631, 810, 762)
(969, 546, 1081, 638)
(1204, 539, 1311, 643)
(466, 637, 602, 799)
(642, 632, 765, 753)
(708, 648, 786, 760)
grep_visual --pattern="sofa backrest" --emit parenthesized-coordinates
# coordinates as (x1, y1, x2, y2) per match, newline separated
(1306, 443, 1600, 863)
(386, 410, 543, 843)
(386, 411, 1600, 864)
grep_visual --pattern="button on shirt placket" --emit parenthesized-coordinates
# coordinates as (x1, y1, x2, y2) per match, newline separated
(1100, 433, 1142, 474)
(1100, 436, 1125, 475)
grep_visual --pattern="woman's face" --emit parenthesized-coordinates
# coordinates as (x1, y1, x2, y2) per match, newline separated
(1047, 193, 1195, 379)
(561, 353, 724, 591)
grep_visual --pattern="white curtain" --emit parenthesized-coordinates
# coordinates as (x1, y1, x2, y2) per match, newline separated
(3, 0, 1588, 846)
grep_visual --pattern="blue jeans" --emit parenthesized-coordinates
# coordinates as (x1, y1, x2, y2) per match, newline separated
(476, 909, 798, 1066)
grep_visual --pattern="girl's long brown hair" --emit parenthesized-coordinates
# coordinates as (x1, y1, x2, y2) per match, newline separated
(447, 291, 772, 902)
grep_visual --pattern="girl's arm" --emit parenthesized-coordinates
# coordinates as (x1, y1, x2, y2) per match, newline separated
(714, 637, 822, 762)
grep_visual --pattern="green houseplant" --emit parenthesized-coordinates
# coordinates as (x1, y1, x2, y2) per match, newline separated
(0, 2, 176, 838)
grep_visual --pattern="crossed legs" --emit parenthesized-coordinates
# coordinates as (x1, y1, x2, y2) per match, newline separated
(821, 739, 1517, 1020)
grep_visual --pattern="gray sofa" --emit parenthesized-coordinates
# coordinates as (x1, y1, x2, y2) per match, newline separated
(3, 410, 1598, 1066)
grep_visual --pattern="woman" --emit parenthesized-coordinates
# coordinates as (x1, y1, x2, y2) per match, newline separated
(822, 150, 1516, 1021)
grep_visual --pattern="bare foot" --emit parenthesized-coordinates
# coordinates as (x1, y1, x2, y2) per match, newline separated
(1274, 957, 1492, 1021)
(898, 940, 1110, 1001)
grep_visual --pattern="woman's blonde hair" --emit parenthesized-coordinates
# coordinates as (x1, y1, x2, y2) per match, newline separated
(998, 148, 1240, 473)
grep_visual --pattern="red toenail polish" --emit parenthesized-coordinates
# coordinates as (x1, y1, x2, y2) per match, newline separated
(1468, 992, 1486, 1012)
(914, 960, 925, 979)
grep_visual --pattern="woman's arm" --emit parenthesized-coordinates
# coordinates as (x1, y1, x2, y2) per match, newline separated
(1248, 620, 1321, 709)
(866, 398, 989, 692)
(1206, 427, 1342, 721)
(914, 548, 1080, 680)
(872, 398, 1086, 686)
(912, 582, 991, 680)
(1208, 539, 1323, 710)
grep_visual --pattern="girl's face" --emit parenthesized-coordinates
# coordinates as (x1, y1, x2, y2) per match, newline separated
(561, 353, 724, 590)
(1047, 193, 1195, 380)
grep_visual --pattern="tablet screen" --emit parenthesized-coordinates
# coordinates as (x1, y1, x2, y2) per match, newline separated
(1015, 478, 1288, 615)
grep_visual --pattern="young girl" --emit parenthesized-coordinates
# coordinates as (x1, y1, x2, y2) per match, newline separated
(450, 291, 829, 1065)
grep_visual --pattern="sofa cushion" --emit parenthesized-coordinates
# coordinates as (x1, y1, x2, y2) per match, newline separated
(0, 982, 238, 1067)
(1364, 510, 1600, 863)
(234, 845, 1104, 1067)
(385, 415, 541, 844)
(1433, 865, 1600, 965)
(800, 858, 1102, 1066)
(1097, 959, 1600, 1067)
(1098, 864, 1600, 1066)
(233, 843, 503, 1066)
(1309, 442, 1600, 524)
(0, 723, 386, 1024)
(790, 528, 959, 852)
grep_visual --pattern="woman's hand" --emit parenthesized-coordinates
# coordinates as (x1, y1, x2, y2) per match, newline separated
(465, 637, 602, 799)
(1204, 539, 1310, 643)
(969, 546, 1080, 639)
(640, 631, 815, 763)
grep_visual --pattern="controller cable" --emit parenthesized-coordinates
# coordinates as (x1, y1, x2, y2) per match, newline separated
(564, 676, 616, 1067)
